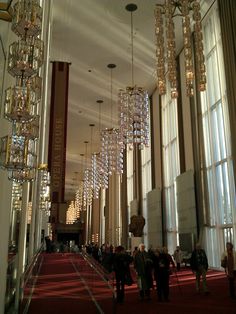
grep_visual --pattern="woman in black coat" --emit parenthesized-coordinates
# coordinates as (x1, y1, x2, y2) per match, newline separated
(152, 247, 175, 302)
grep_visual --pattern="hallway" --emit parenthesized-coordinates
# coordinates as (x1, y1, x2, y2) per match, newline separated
(22, 253, 236, 314)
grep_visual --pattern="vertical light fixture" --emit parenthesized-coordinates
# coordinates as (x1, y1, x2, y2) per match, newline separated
(91, 100, 108, 197)
(118, 4, 149, 150)
(0, 0, 44, 182)
(75, 154, 84, 213)
(154, 0, 206, 98)
(101, 64, 123, 180)
(38, 164, 51, 215)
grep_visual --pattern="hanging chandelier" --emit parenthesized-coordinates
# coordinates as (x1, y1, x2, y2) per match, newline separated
(101, 127, 123, 175)
(92, 100, 109, 191)
(0, 135, 37, 175)
(0, 0, 43, 182)
(12, 181, 23, 211)
(82, 140, 93, 209)
(100, 64, 124, 180)
(154, 0, 206, 98)
(38, 164, 51, 213)
(91, 152, 102, 198)
(118, 4, 150, 150)
(75, 181, 83, 213)
(66, 201, 77, 224)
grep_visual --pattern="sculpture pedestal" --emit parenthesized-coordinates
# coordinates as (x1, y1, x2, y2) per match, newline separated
(131, 237, 142, 254)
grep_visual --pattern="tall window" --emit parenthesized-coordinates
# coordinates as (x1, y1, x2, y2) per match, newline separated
(141, 143, 152, 246)
(162, 83, 180, 253)
(200, 3, 236, 267)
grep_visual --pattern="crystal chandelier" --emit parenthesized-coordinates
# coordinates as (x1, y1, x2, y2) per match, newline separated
(91, 152, 102, 199)
(12, 181, 23, 211)
(27, 201, 32, 224)
(0, 135, 37, 174)
(0, 0, 43, 182)
(38, 164, 51, 213)
(74, 155, 85, 212)
(101, 128, 123, 175)
(83, 140, 93, 209)
(66, 201, 77, 224)
(101, 64, 124, 180)
(118, 4, 150, 150)
(75, 181, 83, 213)
(154, 0, 206, 98)
(91, 99, 109, 197)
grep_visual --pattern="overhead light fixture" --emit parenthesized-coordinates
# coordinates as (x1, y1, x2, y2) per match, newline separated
(154, 0, 206, 98)
(74, 154, 85, 212)
(12, 181, 22, 211)
(38, 164, 51, 214)
(83, 140, 93, 209)
(0, 135, 37, 170)
(0, 0, 44, 182)
(118, 4, 149, 150)
(66, 200, 77, 224)
(91, 100, 108, 195)
(101, 64, 124, 179)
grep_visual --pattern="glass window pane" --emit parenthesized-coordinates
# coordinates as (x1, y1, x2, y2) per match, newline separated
(202, 115, 211, 167)
(207, 169, 216, 225)
(210, 107, 221, 163)
(216, 104, 226, 159)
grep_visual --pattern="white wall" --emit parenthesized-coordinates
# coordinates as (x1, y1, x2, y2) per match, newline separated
(176, 170, 197, 237)
(146, 188, 162, 249)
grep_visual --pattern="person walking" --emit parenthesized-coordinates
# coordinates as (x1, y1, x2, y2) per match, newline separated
(190, 243, 209, 295)
(152, 247, 175, 302)
(113, 246, 133, 303)
(221, 242, 236, 299)
(173, 246, 183, 271)
(134, 243, 153, 300)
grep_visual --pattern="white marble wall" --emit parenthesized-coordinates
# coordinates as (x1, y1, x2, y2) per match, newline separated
(146, 188, 162, 249)
(176, 170, 197, 238)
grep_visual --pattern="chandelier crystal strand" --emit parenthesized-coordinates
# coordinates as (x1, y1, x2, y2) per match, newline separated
(83, 140, 93, 209)
(12, 181, 23, 211)
(155, 6, 166, 95)
(166, 0, 178, 99)
(38, 165, 51, 213)
(182, 0, 194, 97)
(96, 100, 108, 189)
(91, 152, 100, 199)
(75, 181, 84, 212)
(193, 1, 206, 92)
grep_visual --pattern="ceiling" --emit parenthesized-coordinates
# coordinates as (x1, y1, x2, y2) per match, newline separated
(49, 0, 213, 200)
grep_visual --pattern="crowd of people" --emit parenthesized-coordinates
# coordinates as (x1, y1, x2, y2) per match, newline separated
(83, 241, 236, 303)
(44, 237, 236, 304)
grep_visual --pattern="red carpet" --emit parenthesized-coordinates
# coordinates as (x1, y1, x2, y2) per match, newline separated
(23, 253, 236, 314)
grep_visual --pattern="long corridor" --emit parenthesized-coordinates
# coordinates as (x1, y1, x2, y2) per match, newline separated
(22, 253, 236, 314)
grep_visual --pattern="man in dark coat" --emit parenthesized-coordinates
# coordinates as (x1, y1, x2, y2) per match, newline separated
(113, 246, 133, 303)
(190, 243, 209, 294)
